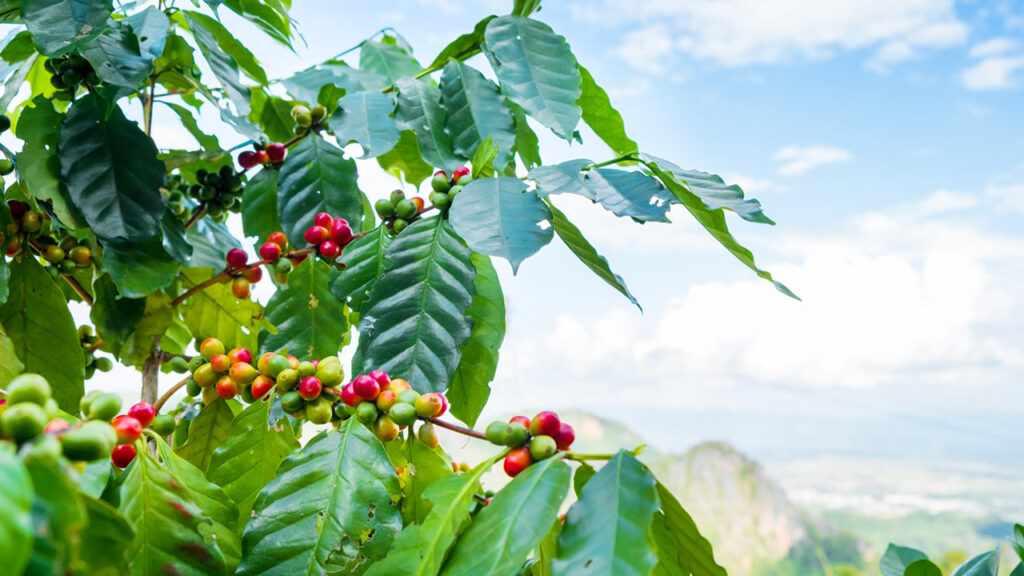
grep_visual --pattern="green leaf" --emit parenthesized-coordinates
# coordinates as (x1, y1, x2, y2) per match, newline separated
(511, 102, 541, 170)
(641, 154, 798, 299)
(82, 23, 153, 89)
(185, 217, 242, 270)
(15, 96, 84, 229)
(0, 323, 24, 386)
(904, 559, 942, 576)
(880, 544, 929, 576)
(79, 495, 134, 575)
(366, 452, 500, 576)
(400, 433, 453, 525)
(261, 257, 347, 359)
(588, 168, 672, 222)
(90, 273, 146, 358)
(59, 94, 165, 241)
(449, 177, 553, 273)
(377, 130, 435, 186)
(573, 462, 596, 498)
(0, 256, 83, 411)
(654, 163, 773, 224)
(355, 217, 475, 393)
(24, 457, 88, 574)
(237, 420, 403, 575)
(179, 267, 274, 352)
(950, 551, 1000, 576)
(441, 457, 571, 576)
(426, 15, 496, 73)
(174, 398, 241, 473)
(394, 76, 464, 172)
(207, 394, 299, 521)
(283, 64, 387, 105)
(252, 93, 300, 143)
(183, 10, 266, 84)
(483, 16, 581, 140)
(332, 90, 400, 158)
(241, 168, 281, 241)
(185, 12, 250, 115)
(163, 101, 221, 150)
(100, 235, 181, 298)
(119, 442, 228, 576)
(0, 448, 32, 576)
(22, 0, 111, 56)
(513, 0, 542, 16)
(654, 482, 726, 576)
(360, 40, 421, 84)
(221, 0, 293, 48)
(529, 159, 593, 199)
(156, 436, 241, 569)
(124, 6, 169, 61)
(546, 200, 640, 310)
(330, 224, 392, 313)
(553, 451, 659, 576)
(277, 135, 363, 241)
(447, 252, 504, 427)
(119, 293, 172, 369)
(577, 65, 637, 156)
(440, 59, 516, 168)
(470, 136, 498, 179)
(1013, 524, 1023, 562)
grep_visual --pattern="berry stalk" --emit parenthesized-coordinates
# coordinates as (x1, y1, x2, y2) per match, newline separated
(169, 246, 315, 308)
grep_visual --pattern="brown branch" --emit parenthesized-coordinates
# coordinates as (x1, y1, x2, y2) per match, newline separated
(169, 247, 315, 308)
(86, 339, 104, 353)
(144, 78, 156, 136)
(422, 416, 487, 440)
(141, 346, 161, 406)
(183, 205, 207, 231)
(154, 375, 189, 414)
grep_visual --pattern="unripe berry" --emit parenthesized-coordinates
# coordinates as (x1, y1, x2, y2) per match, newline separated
(504, 447, 532, 478)
(251, 375, 274, 400)
(330, 218, 353, 246)
(395, 199, 417, 219)
(260, 241, 282, 261)
(431, 172, 451, 193)
(389, 402, 417, 427)
(112, 415, 143, 444)
(306, 397, 333, 425)
(505, 422, 530, 447)
(226, 248, 247, 268)
(340, 382, 359, 407)
(268, 355, 292, 377)
(216, 376, 239, 399)
(316, 362, 344, 387)
(530, 411, 560, 437)
(111, 443, 136, 468)
(238, 150, 259, 169)
(228, 347, 252, 365)
(414, 393, 444, 418)
(375, 199, 396, 218)
(2, 403, 46, 442)
(6, 374, 51, 406)
(304, 225, 329, 245)
(87, 393, 122, 421)
(429, 192, 450, 209)
(43, 244, 65, 264)
(229, 362, 257, 384)
(397, 389, 419, 405)
(266, 142, 286, 163)
(243, 267, 262, 283)
(355, 401, 378, 424)
(232, 277, 251, 299)
(168, 356, 189, 373)
(375, 390, 397, 411)
(486, 421, 511, 445)
(209, 354, 231, 374)
(392, 218, 409, 233)
(291, 105, 312, 127)
(314, 212, 333, 228)
(417, 421, 439, 448)
(280, 391, 304, 414)
(310, 104, 327, 121)
(193, 363, 219, 388)
(68, 245, 92, 267)
(373, 414, 399, 442)
(318, 240, 341, 259)
(299, 376, 322, 400)
(268, 231, 289, 250)
(127, 402, 155, 428)
(297, 361, 316, 378)
(529, 435, 557, 461)
(150, 414, 176, 436)
(200, 338, 225, 360)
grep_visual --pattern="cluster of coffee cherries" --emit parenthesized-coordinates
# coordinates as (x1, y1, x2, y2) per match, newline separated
(223, 247, 266, 299)
(4, 200, 94, 273)
(428, 166, 472, 210)
(335, 370, 448, 445)
(236, 104, 327, 169)
(373, 166, 471, 235)
(78, 325, 113, 379)
(257, 232, 296, 284)
(485, 411, 576, 477)
(180, 166, 245, 223)
(303, 211, 354, 259)
(97, 399, 175, 469)
(45, 53, 100, 101)
(176, 338, 265, 405)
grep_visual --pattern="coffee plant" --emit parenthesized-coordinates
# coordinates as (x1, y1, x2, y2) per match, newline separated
(0, 0, 814, 574)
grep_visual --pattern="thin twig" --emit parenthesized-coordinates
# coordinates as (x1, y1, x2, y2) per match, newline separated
(422, 416, 488, 440)
(154, 375, 189, 413)
(169, 247, 315, 307)
(183, 205, 207, 231)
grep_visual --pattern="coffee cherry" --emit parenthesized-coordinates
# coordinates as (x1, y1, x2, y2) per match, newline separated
(353, 375, 380, 401)
(397, 389, 419, 405)
(184, 377, 200, 397)
(330, 218, 352, 245)
(392, 218, 409, 233)
(411, 197, 425, 212)
(266, 142, 286, 163)
(45, 418, 70, 434)
(229, 362, 257, 384)
(61, 421, 116, 461)
(260, 241, 282, 261)
(87, 393, 122, 421)
(209, 354, 231, 374)
(281, 391, 304, 414)
(418, 421, 439, 448)
(216, 376, 238, 399)
(202, 385, 219, 405)
(127, 402, 156, 428)
(313, 212, 332, 228)
(238, 151, 259, 169)
(311, 104, 327, 121)
(530, 411, 560, 437)
(112, 415, 143, 444)
(298, 376, 322, 400)
(340, 383, 359, 407)
(448, 184, 463, 199)
(454, 173, 473, 186)
(485, 421, 510, 445)
(375, 390, 397, 411)
(429, 192, 450, 209)
(226, 248, 248, 268)
(291, 105, 312, 127)
(505, 422, 530, 447)
(42, 244, 65, 264)
(395, 199, 417, 219)
(415, 393, 445, 418)
(316, 362, 344, 387)
(268, 355, 292, 377)
(276, 368, 299, 392)
(275, 258, 294, 276)
(193, 363, 219, 388)
(431, 171, 450, 193)
(228, 347, 252, 365)
(255, 150, 270, 164)
(68, 245, 92, 267)
(295, 361, 315, 378)
(243, 267, 262, 283)
(151, 414, 176, 436)
(21, 211, 41, 233)
(2, 403, 46, 442)
(452, 166, 470, 181)
(232, 277, 251, 299)
(355, 401, 378, 424)
(304, 225, 329, 245)
(373, 414, 399, 442)
(553, 422, 575, 450)
(374, 199, 396, 218)
(529, 435, 557, 461)
(437, 394, 449, 416)
(268, 231, 289, 250)
(251, 375, 274, 400)
(504, 447, 532, 478)
(0, 114, 10, 133)
(168, 356, 189, 373)
(306, 397, 333, 425)
(111, 443, 137, 468)
(58, 259, 75, 274)
(318, 240, 341, 259)
(200, 337, 226, 360)
(6, 374, 51, 406)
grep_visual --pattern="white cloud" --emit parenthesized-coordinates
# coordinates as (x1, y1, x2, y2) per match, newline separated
(613, 24, 675, 74)
(917, 189, 978, 213)
(985, 183, 1024, 213)
(969, 37, 1019, 58)
(773, 145, 852, 176)
(961, 55, 1024, 90)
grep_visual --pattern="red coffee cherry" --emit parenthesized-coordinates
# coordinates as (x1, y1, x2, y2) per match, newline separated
(266, 142, 286, 163)
(111, 444, 137, 469)
(127, 402, 155, 428)
(341, 382, 359, 407)
(243, 267, 262, 283)
(304, 226, 329, 245)
(216, 376, 238, 399)
(314, 212, 333, 228)
(268, 232, 289, 250)
(452, 166, 470, 182)
(504, 447, 532, 477)
(299, 377, 322, 400)
(226, 248, 248, 268)
(227, 347, 252, 365)
(330, 218, 353, 246)
(112, 415, 143, 445)
(353, 375, 380, 401)
(509, 415, 531, 428)
(530, 411, 561, 437)
(260, 241, 282, 261)
(238, 151, 259, 169)
(255, 149, 270, 164)
(251, 375, 274, 400)
(553, 422, 575, 450)
(318, 240, 341, 259)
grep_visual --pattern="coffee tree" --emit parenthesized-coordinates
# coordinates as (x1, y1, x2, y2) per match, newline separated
(0, 0, 797, 574)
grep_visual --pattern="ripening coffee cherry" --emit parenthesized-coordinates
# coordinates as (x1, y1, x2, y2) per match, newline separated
(150, 414, 176, 436)
(209, 354, 232, 374)
(504, 447, 533, 478)
(281, 391, 304, 413)
(395, 199, 417, 219)
(340, 382, 359, 407)
(454, 173, 473, 186)
(304, 225, 330, 245)
(375, 199, 396, 218)
(268, 231, 289, 250)
(238, 151, 259, 169)
(243, 266, 262, 283)
(42, 244, 65, 264)
(266, 142, 286, 163)
(200, 337, 226, 360)
(87, 393, 122, 421)
(414, 393, 445, 418)
(275, 368, 299, 392)
(112, 415, 143, 444)
(437, 394, 448, 416)
(202, 385, 219, 405)
(530, 411, 561, 437)
(260, 241, 282, 261)
(45, 418, 70, 434)
(306, 397, 333, 425)
(127, 402, 156, 428)
(373, 414, 400, 442)
(226, 248, 248, 268)
(318, 240, 341, 259)
(68, 245, 92, 267)
(216, 376, 239, 399)
(2, 403, 46, 442)
(411, 197, 425, 212)
(452, 166, 470, 182)
(505, 422, 530, 447)
(232, 277, 251, 299)
(355, 401, 378, 424)
(230, 362, 257, 384)
(529, 435, 557, 461)
(299, 376, 322, 400)
(431, 171, 450, 193)
(21, 211, 42, 233)
(255, 149, 270, 164)
(6, 374, 51, 406)
(417, 421, 439, 448)
(228, 347, 252, 365)
(375, 390, 397, 411)
(330, 218, 353, 245)
(389, 190, 405, 205)
(111, 443, 137, 468)
(553, 422, 575, 450)
(353, 375, 380, 401)
(193, 363, 219, 388)
(251, 375, 274, 400)
(268, 354, 292, 377)
(486, 421, 511, 445)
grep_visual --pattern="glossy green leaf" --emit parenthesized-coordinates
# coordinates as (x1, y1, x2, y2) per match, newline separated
(355, 217, 475, 393)
(119, 442, 228, 575)
(252, 93, 300, 143)
(119, 293, 172, 369)
(426, 15, 496, 73)
(470, 136, 498, 179)
(89, 273, 146, 359)
(277, 135, 363, 241)
(377, 130, 435, 186)
(395, 76, 464, 172)
(330, 224, 391, 313)
(59, 94, 165, 241)
(124, 6, 169, 61)
(651, 512, 685, 576)
(449, 177, 553, 273)
(283, 64, 387, 105)
(573, 462, 596, 498)
(366, 452, 500, 576)
(880, 544, 929, 576)
(547, 200, 640, 310)
(179, 267, 271, 351)
(400, 433, 453, 525)
(663, 166, 774, 224)
(221, 0, 293, 48)
(22, 0, 110, 56)
(641, 154, 798, 299)
(360, 39, 420, 84)
(577, 65, 637, 156)
(0, 448, 32, 576)
(237, 420, 402, 575)
(447, 252, 504, 427)
(951, 550, 999, 576)
(655, 482, 726, 576)
(15, 96, 84, 228)
(82, 23, 153, 89)
(241, 168, 281, 241)
(207, 394, 299, 521)
(440, 59, 515, 168)
(1013, 524, 1023, 562)
(183, 10, 266, 84)
(588, 168, 672, 222)
(100, 235, 181, 299)
(332, 91, 400, 158)
(261, 257, 346, 359)
(186, 12, 250, 115)
(553, 451, 658, 576)
(904, 559, 942, 576)
(0, 323, 24, 385)
(483, 16, 581, 140)
(0, 257, 83, 411)
(79, 495, 134, 575)
(174, 398, 241, 473)
(441, 457, 571, 576)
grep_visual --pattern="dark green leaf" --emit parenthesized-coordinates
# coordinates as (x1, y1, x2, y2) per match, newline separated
(483, 16, 581, 140)
(0, 448, 32, 576)
(332, 90, 400, 158)
(553, 451, 659, 576)
(59, 94, 164, 241)
(880, 544, 929, 576)
(185, 217, 241, 269)
(24, 457, 87, 574)
(904, 559, 942, 576)
(100, 235, 180, 298)
(0, 324, 23, 385)
(174, 397, 241, 473)
(221, 0, 293, 48)
(447, 252, 504, 427)
(183, 10, 266, 84)
(578, 65, 637, 156)
(655, 482, 726, 576)
(241, 168, 281, 241)
(283, 64, 387, 105)
(0, 257, 83, 411)
(179, 267, 274, 352)
(123, 6, 169, 61)
(79, 495, 133, 575)
(449, 177, 553, 273)
(237, 420, 402, 575)
(330, 224, 392, 313)
(252, 93, 300, 143)
(355, 217, 475, 393)
(15, 96, 85, 229)
(360, 39, 421, 84)
(377, 130, 435, 186)
(513, 0, 541, 16)
(394, 76, 465, 172)
(90, 273, 145, 358)
(426, 15, 496, 73)
(22, 0, 111, 56)
(0, 30, 36, 63)
(547, 200, 640, 310)
(163, 101, 221, 150)
(1013, 524, 1023, 562)
(186, 12, 250, 115)
(261, 257, 347, 359)
(441, 457, 571, 576)
(440, 59, 515, 167)
(82, 23, 152, 89)
(951, 550, 999, 576)
(277, 135, 363, 241)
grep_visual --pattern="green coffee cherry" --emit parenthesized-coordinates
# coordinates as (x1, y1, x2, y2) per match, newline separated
(392, 218, 409, 233)
(151, 414, 176, 436)
(529, 435, 557, 461)
(6, 374, 51, 406)
(306, 397, 333, 425)
(429, 192, 450, 209)
(280, 391, 304, 413)
(1, 403, 47, 442)
(22, 435, 62, 467)
(93, 357, 113, 372)
(448, 184, 463, 199)
(185, 377, 201, 397)
(355, 401, 378, 425)
(389, 402, 417, 427)
(395, 199, 417, 219)
(375, 199, 396, 218)
(297, 361, 316, 378)
(268, 355, 292, 377)
(168, 356, 189, 373)
(431, 173, 451, 193)
(397, 389, 420, 405)
(86, 393, 122, 421)
(60, 421, 116, 461)
(505, 422, 530, 447)
(485, 421, 510, 446)
(276, 368, 299, 392)
(316, 362, 344, 387)
(310, 104, 327, 121)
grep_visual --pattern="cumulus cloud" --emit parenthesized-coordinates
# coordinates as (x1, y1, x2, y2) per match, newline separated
(961, 37, 1024, 90)
(916, 189, 978, 213)
(985, 183, 1024, 213)
(773, 145, 852, 176)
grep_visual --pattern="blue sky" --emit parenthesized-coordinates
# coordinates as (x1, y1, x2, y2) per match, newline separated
(133, 0, 1024, 467)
